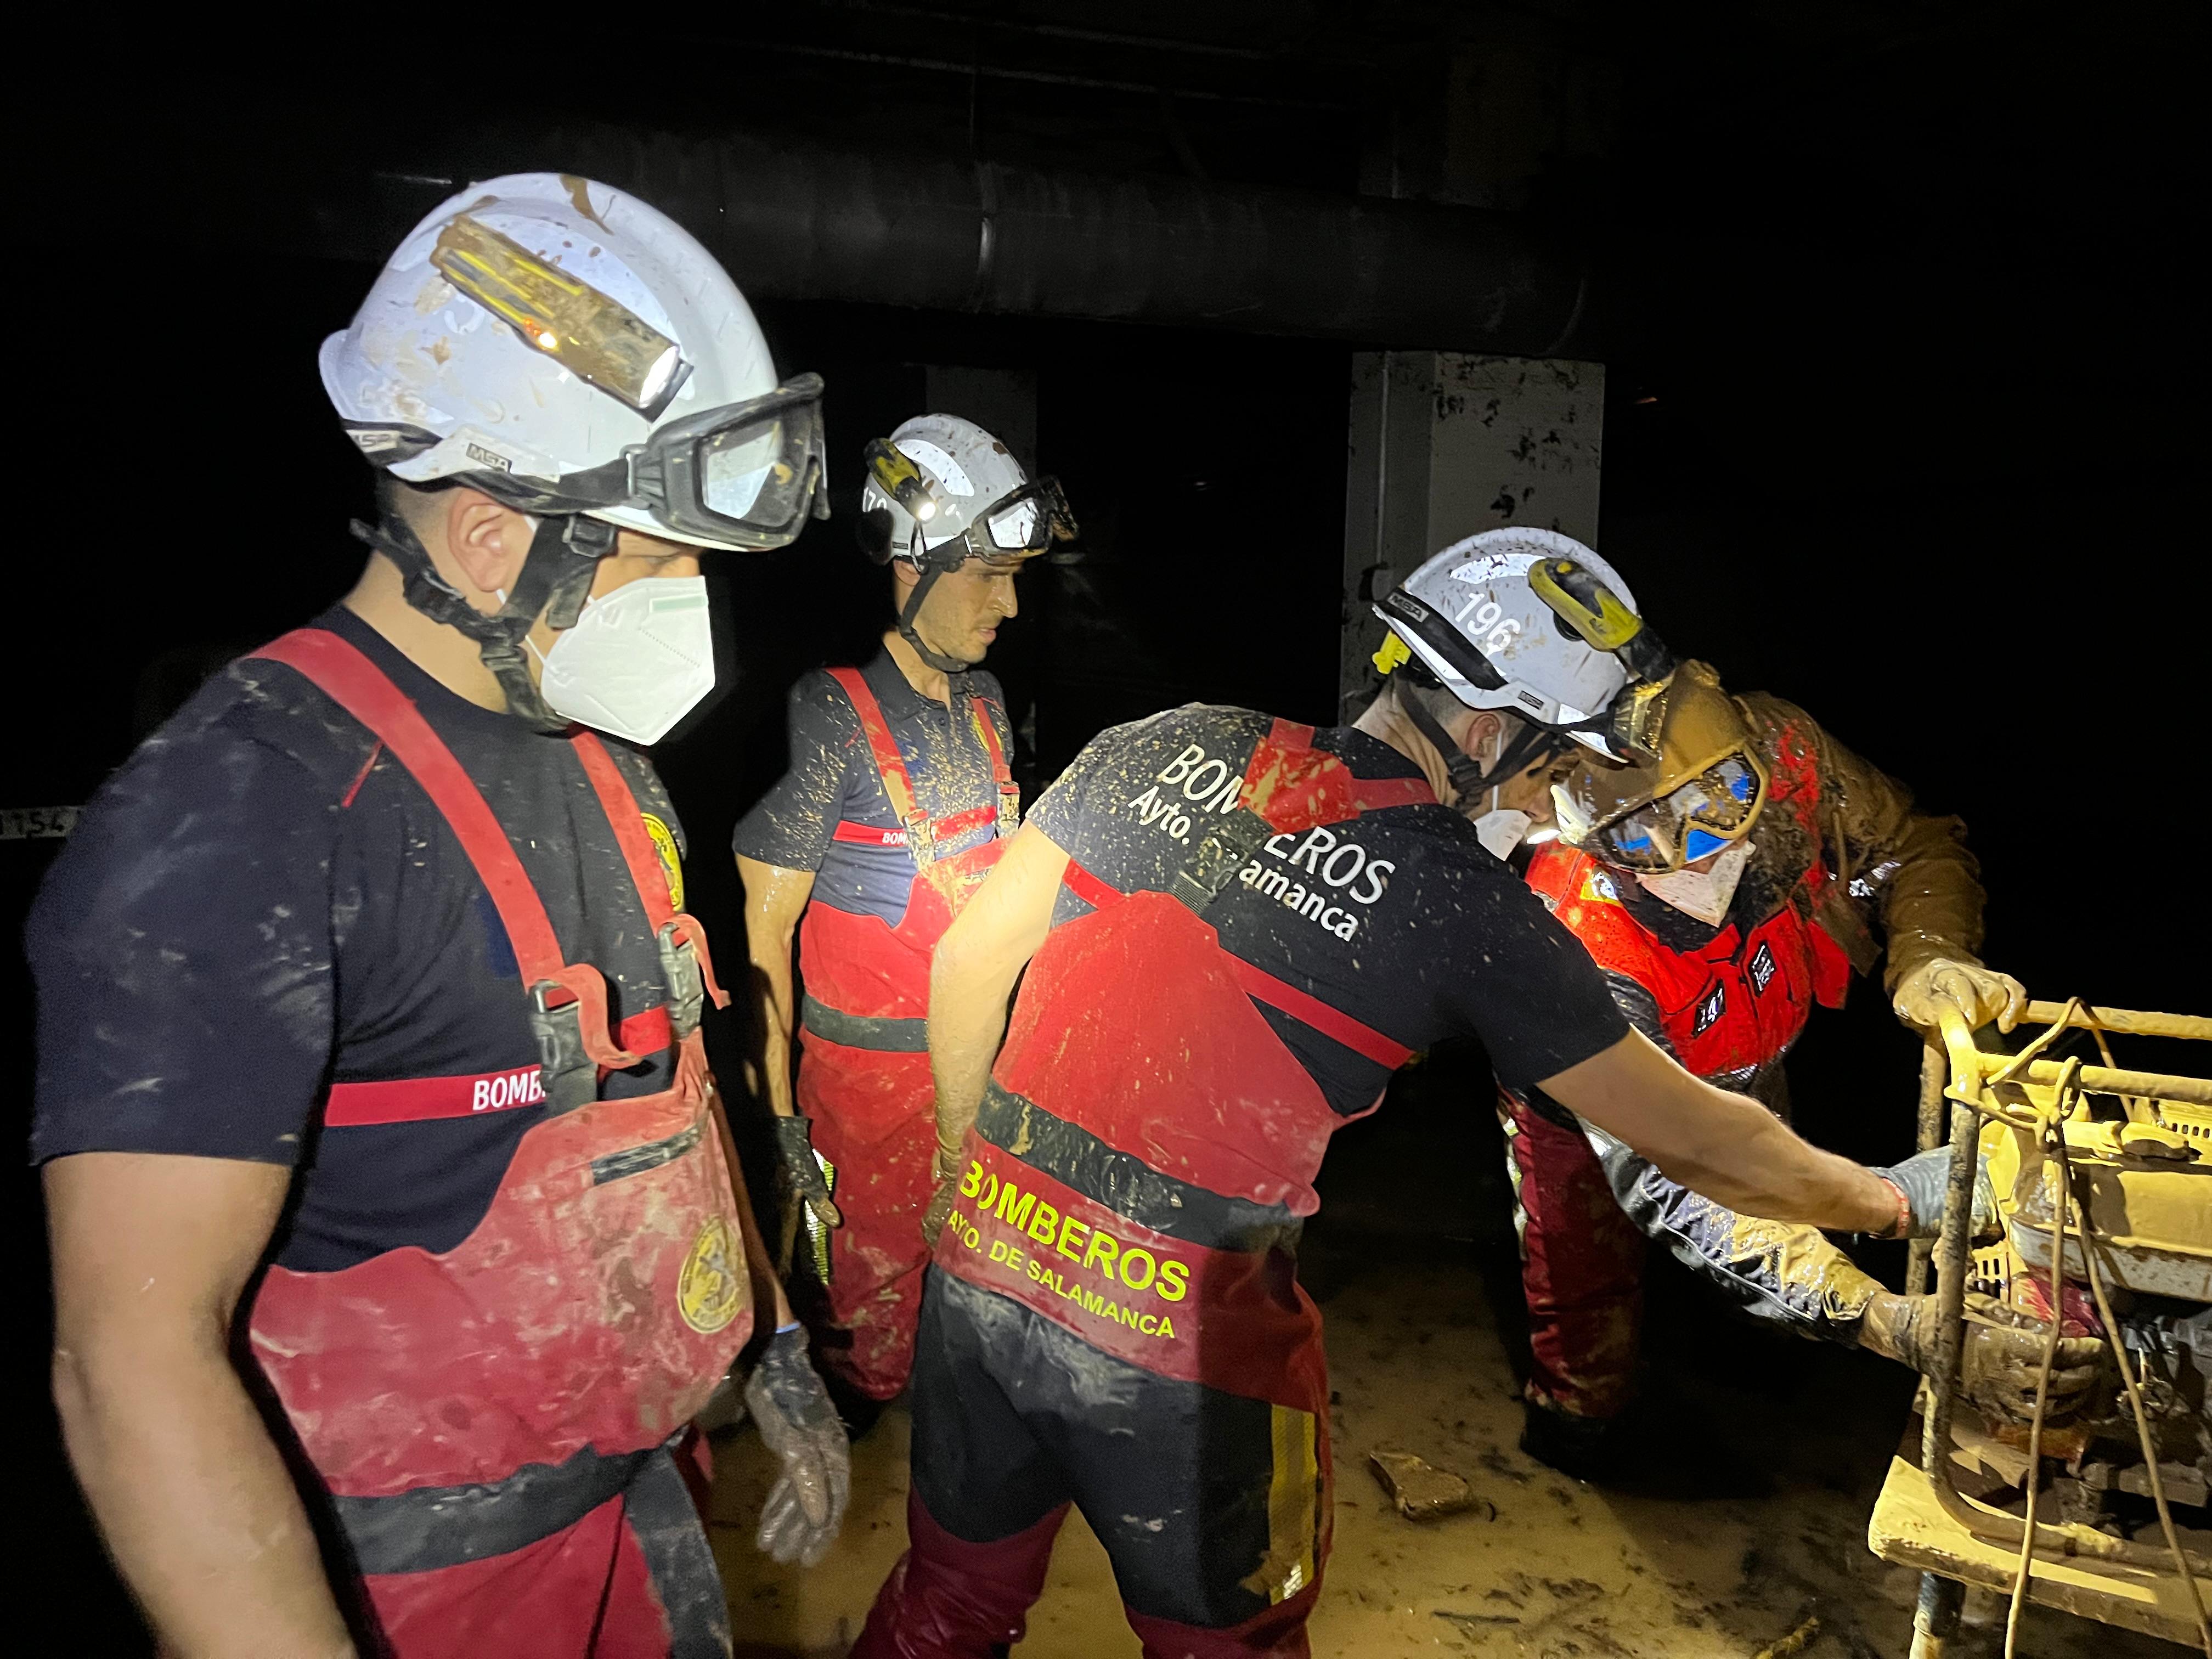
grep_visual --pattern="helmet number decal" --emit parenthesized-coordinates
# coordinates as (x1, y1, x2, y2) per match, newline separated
(1452, 593, 1523, 654)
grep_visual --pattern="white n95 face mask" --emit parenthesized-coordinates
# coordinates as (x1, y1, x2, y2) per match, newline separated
(1470, 785, 1533, 861)
(1635, 838, 1754, 924)
(531, 576, 716, 745)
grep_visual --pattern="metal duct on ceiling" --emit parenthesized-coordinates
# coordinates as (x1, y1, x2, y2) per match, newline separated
(321, 127, 1589, 356)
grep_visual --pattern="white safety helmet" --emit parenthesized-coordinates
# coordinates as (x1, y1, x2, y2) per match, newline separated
(857, 414, 1073, 569)
(1372, 528, 1673, 758)
(321, 172, 827, 553)
(856, 414, 1075, 672)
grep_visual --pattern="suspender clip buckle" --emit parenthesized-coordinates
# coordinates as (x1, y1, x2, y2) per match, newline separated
(529, 981, 599, 1114)
(995, 782, 1023, 839)
(657, 921, 707, 1040)
(902, 810, 936, 868)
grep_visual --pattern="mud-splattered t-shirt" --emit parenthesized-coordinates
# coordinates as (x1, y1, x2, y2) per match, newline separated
(1029, 705, 1628, 1114)
(731, 649, 1013, 930)
(27, 606, 686, 1272)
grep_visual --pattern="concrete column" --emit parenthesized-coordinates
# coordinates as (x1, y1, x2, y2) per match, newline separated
(1338, 352, 1604, 718)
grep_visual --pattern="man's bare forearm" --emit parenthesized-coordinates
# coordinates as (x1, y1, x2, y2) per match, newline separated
(1543, 1030, 1899, 1233)
(737, 857, 813, 1118)
(55, 1335, 352, 1658)
(928, 944, 1023, 1161)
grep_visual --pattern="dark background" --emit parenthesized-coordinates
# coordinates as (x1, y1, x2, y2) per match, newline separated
(8, 4, 2195, 1647)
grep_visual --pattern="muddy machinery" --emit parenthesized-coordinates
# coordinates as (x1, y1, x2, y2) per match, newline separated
(1867, 998, 2212, 1652)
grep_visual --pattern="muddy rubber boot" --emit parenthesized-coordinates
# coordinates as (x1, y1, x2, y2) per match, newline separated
(1520, 1398, 1775, 1498)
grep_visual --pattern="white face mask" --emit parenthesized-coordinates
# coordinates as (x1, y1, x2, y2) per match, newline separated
(1470, 785, 1533, 861)
(1635, 838, 1755, 925)
(528, 575, 716, 745)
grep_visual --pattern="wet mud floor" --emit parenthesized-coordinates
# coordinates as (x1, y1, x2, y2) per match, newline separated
(710, 1050, 2191, 1655)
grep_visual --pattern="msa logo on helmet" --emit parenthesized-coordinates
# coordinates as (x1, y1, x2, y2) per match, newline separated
(465, 441, 514, 473)
(1693, 984, 1727, 1035)
(1749, 942, 1778, 995)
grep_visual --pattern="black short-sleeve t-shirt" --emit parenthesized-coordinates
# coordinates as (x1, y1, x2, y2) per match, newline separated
(1029, 704, 1628, 1112)
(27, 606, 686, 1272)
(731, 650, 1013, 929)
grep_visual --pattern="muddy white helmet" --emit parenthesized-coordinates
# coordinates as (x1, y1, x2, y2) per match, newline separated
(1372, 528, 1673, 758)
(321, 173, 831, 730)
(321, 171, 827, 554)
(856, 414, 1075, 672)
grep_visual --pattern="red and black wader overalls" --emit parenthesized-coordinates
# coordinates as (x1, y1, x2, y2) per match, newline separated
(855, 722, 1430, 1659)
(1500, 772, 1854, 1421)
(793, 667, 1019, 1400)
(241, 629, 747, 1658)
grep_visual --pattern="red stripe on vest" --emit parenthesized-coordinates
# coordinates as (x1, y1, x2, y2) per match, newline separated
(833, 804, 996, 848)
(1060, 859, 1125, 913)
(323, 1012, 677, 1127)
(1226, 958, 1413, 1070)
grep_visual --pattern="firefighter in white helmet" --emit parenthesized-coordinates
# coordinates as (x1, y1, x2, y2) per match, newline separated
(850, 529, 1968, 1657)
(34, 174, 845, 1658)
(736, 415, 1073, 1427)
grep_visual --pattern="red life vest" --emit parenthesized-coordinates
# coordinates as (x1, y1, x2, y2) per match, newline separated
(797, 667, 1019, 1048)
(1525, 840, 1853, 1079)
(241, 628, 748, 1517)
(934, 720, 1430, 1412)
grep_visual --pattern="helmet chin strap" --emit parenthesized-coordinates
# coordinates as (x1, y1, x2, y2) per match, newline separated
(894, 541, 975, 676)
(351, 511, 611, 735)
(1394, 680, 1560, 810)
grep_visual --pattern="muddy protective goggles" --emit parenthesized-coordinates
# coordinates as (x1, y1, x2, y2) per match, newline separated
(556, 374, 831, 549)
(867, 463, 1077, 571)
(1588, 753, 1766, 873)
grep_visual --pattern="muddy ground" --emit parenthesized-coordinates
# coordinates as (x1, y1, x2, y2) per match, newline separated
(709, 1049, 2192, 1657)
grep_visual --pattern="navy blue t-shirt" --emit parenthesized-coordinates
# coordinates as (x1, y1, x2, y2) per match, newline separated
(731, 649, 1014, 927)
(1029, 705, 1629, 1114)
(27, 606, 686, 1272)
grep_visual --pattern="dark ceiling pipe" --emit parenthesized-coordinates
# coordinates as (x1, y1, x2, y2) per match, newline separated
(315, 127, 1591, 356)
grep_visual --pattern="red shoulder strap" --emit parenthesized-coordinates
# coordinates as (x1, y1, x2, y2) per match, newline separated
(1243, 719, 1434, 831)
(567, 734, 730, 1013)
(828, 664, 927, 833)
(250, 628, 639, 1068)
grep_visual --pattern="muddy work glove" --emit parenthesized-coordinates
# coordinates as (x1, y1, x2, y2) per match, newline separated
(1864, 1290, 2106, 1426)
(1893, 957, 2029, 1035)
(1870, 1147, 2000, 1240)
(920, 1143, 962, 1250)
(772, 1115, 842, 1229)
(742, 1325, 850, 1567)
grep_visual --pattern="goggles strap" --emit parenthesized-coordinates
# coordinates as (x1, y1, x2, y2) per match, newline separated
(351, 515, 603, 735)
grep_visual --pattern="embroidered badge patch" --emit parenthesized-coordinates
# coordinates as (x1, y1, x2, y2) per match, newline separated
(677, 1215, 744, 1334)
(641, 812, 685, 910)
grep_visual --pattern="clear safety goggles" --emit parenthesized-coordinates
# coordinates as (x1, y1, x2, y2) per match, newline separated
(1592, 753, 1765, 873)
(911, 475, 1078, 569)
(605, 374, 830, 550)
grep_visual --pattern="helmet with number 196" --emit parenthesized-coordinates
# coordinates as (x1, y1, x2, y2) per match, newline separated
(1370, 528, 1672, 756)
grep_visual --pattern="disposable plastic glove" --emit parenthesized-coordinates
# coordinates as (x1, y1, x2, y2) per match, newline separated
(742, 1326, 850, 1567)
(1864, 1290, 2106, 1426)
(1893, 957, 2028, 1035)
(772, 1115, 842, 1229)
(1871, 1147, 2001, 1240)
